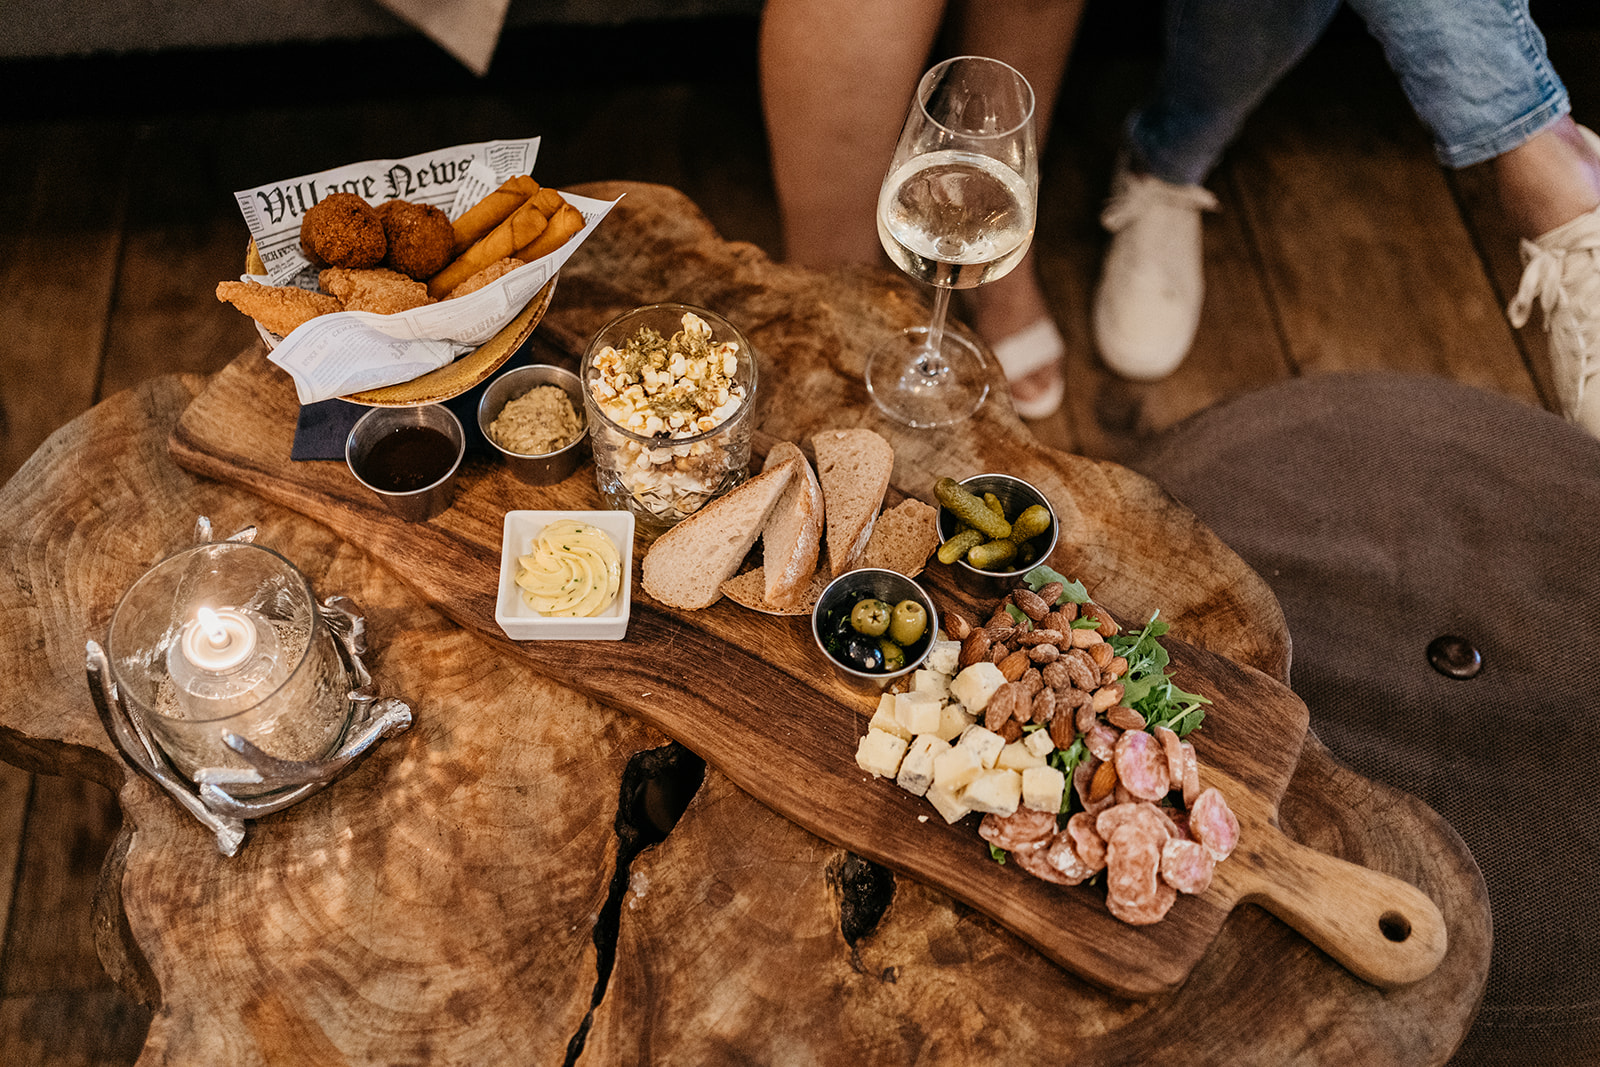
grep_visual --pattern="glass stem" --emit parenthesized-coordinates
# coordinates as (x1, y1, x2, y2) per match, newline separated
(924, 285, 953, 367)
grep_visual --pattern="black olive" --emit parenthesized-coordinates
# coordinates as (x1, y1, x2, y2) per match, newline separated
(839, 636, 884, 672)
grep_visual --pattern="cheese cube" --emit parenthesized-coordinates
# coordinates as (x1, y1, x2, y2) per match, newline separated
(957, 724, 1005, 769)
(867, 694, 911, 741)
(925, 781, 974, 824)
(912, 668, 950, 702)
(894, 690, 943, 736)
(949, 662, 1006, 712)
(932, 743, 984, 791)
(855, 729, 908, 779)
(932, 701, 976, 742)
(927, 639, 961, 676)
(1022, 765, 1067, 813)
(996, 740, 1048, 772)
(896, 735, 948, 796)
(1023, 728, 1056, 759)
(963, 769, 1023, 815)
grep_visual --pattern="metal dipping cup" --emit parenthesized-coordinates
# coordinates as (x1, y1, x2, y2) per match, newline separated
(935, 473, 1059, 595)
(477, 364, 588, 485)
(812, 568, 939, 695)
(345, 404, 465, 523)
(581, 303, 758, 531)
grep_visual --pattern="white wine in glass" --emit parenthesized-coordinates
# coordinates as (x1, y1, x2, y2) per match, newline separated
(866, 56, 1038, 428)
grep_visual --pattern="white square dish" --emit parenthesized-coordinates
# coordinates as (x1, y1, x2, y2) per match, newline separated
(496, 510, 635, 640)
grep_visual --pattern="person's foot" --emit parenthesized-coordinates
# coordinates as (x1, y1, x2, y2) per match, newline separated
(1507, 125, 1600, 437)
(1092, 166, 1219, 381)
(963, 256, 1065, 419)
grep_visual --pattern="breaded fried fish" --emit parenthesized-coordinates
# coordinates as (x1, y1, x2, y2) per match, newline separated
(216, 280, 343, 337)
(446, 256, 524, 299)
(318, 267, 436, 315)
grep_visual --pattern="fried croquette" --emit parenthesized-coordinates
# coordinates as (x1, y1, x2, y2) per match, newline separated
(376, 199, 455, 280)
(300, 192, 387, 269)
(318, 267, 437, 315)
(446, 257, 525, 299)
(216, 280, 343, 336)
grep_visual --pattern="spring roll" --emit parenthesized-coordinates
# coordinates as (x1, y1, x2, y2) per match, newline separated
(428, 200, 549, 299)
(514, 202, 585, 263)
(450, 175, 539, 257)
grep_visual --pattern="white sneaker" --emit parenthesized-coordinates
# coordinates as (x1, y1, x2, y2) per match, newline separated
(1507, 125, 1600, 437)
(1092, 167, 1219, 381)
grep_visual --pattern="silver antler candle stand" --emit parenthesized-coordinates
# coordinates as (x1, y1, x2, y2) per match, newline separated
(85, 519, 412, 855)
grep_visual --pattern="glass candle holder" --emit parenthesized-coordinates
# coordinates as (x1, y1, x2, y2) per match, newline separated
(106, 541, 353, 794)
(581, 303, 758, 530)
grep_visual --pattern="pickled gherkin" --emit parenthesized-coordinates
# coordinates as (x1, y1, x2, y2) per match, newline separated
(934, 478, 1011, 539)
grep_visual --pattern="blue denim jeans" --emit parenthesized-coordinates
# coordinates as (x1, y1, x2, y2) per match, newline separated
(1130, 0, 1571, 184)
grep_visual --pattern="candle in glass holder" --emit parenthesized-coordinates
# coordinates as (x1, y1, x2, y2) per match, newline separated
(166, 605, 287, 719)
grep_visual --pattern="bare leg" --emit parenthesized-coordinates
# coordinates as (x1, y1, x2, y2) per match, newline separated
(947, 0, 1086, 407)
(760, 0, 947, 268)
(1492, 116, 1600, 238)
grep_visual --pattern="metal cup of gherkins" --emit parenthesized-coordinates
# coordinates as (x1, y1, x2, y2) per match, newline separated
(933, 474, 1058, 596)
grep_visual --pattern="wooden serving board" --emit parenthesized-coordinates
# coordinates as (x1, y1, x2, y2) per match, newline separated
(169, 344, 1444, 996)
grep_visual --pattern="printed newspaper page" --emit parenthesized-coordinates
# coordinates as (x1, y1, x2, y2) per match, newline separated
(230, 139, 620, 404)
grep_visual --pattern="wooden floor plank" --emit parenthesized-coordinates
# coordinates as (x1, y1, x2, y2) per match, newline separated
(1228, 39, 1541, 406)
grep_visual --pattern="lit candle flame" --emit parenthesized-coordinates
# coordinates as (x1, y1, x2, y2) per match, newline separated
(196, 606, 230, 649)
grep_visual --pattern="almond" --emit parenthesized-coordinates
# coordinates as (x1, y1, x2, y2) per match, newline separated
(998, 649, 1031, 681)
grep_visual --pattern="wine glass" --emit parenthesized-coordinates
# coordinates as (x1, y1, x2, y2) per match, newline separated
(867, 55, 1039, 428)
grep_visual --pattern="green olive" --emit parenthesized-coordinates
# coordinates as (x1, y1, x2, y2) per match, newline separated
(850, 598, 892, 636)
(878, 638, 906, 672)
(889, 600, 928, 645)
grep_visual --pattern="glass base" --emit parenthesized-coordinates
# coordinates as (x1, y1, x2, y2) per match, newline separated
(865, 327, 989, 428)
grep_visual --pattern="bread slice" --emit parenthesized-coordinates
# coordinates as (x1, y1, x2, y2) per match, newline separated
(641, 458, 798, 609)
(720, 564, 833, 616)
(811, 428, 893, 576)
(861, 498, 940, 578)
(760, 441, 824, 609)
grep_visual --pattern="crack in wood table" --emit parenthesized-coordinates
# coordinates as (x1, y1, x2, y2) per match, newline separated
(0, 182, 1489, 1065)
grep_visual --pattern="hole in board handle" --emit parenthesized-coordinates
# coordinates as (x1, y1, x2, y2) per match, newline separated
(1378, 911, 1412, 943)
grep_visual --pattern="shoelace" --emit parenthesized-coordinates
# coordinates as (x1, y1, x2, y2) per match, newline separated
(1100, 174, 1220, 233)
(1507, 213, 1600, 412)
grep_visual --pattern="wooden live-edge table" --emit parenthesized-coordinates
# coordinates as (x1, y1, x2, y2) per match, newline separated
(0, 182, 1489, 1065)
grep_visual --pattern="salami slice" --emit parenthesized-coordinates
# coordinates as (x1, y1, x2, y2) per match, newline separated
(1189, 787, 1240, 861)
(1066, 812, 1107, 872)
(978, 808, 1058, 853)
(1180, 741, 1201, 808)
(1104, 822, 1163, 910)
(1153, 724, 1185, 785)
(1113, 728, 1171, 801)
(1085, 721, 1120, 762)
(1159, 837, 1215, 895)
(1095, 801, 1173, 844)
(1012, 841, 1078, 885)
(1043, 830, 1097, 884)
(1106, 877, 1177, 925)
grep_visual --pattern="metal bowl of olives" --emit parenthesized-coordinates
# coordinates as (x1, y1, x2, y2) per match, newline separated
(935, 473, 1058, 595)
(811, 568, 939, 693)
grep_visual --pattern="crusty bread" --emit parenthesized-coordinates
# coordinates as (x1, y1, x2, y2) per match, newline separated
(861, 498, 940, 578)
(760, 441, 824, 609)
(811, 428, 893, 576)
(720, 564, 834, 616)
(641, 458, 799, 609)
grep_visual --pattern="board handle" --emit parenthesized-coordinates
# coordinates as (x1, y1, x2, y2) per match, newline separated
(1220, 825, 1449, 988)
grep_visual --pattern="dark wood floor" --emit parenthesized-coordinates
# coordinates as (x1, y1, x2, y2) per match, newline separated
(2, 11, 1596, 1063)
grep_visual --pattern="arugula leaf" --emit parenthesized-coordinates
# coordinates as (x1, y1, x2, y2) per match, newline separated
(1024, 565, 1088, 605)
(989, 843, 1008, 864)
(1109, 611, 1210, 738)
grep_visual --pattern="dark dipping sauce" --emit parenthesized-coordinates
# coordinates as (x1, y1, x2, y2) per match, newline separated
(357, 426, 458, 493)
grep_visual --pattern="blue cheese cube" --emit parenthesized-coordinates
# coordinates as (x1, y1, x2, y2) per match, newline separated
(912, 668, 950, 702)
(932, 701, 975, 742)
(925, 780, 973, 824)
(927, 639, 961, 676)
(894, 690, 943, 736)
(949, 662, 1006, 712)
(867, 693, 911, 741)
(855, 729, 908, 779)
(1022, 765, 1067, 813)
(896, 735, 948, 796)
(932, 743, 984, 791)
(957, 724, 1005, 769)
(963, 768, 1023, 816)
(996, 740, 1048, 772)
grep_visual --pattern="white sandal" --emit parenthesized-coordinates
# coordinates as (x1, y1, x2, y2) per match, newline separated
(992, 318, 1066, 419)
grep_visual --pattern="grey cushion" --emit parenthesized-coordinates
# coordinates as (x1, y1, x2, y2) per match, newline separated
(1128, 373, 1600, 1066)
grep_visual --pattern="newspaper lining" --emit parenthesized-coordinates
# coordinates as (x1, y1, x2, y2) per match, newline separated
(230, 138, 619, 405)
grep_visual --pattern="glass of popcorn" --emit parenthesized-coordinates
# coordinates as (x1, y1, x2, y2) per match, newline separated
(581, 303, 759, 530)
